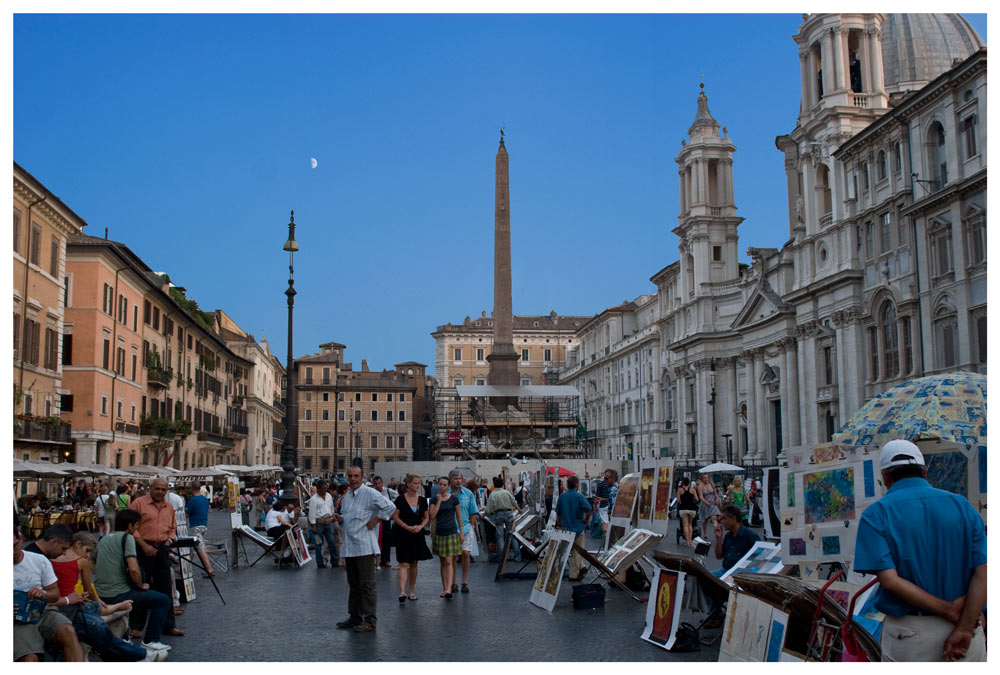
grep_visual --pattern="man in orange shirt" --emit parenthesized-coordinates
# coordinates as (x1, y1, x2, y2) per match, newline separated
(130, 477, 183, 637)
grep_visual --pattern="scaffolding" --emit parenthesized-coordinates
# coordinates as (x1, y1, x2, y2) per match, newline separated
(434, 384, 585, 459)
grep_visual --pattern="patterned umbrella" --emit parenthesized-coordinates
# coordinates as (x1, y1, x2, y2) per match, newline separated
(832, 371, 986, 446)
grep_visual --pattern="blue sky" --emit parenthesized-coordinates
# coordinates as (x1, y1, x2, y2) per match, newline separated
(13, 13, 987, 373)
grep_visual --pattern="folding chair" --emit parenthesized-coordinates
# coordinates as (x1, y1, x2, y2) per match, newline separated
(203, 539, 231, 573)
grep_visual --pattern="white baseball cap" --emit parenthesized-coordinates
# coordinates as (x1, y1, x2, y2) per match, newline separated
(878, 439, 924, 471)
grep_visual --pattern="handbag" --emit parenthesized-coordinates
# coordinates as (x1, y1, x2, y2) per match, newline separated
(315, 515, 333, 526)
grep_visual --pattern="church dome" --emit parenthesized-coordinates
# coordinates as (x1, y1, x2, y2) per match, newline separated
(880, 14, 985, 92)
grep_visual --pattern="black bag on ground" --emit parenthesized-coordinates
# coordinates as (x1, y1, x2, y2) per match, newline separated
(669, 622, 701, 652)
(571, 583, 605, 610)
(625, 563, 649, 592)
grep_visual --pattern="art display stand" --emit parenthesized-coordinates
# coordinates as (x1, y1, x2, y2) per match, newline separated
(529, 528, 576, 612)
(233, 524, 283, 567)
(495, 511, 546, 581)
(174, 512, 196, 604)
(574, 528, 661, 603)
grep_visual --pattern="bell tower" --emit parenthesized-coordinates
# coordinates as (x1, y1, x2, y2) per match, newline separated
(673, 84, 742, 300)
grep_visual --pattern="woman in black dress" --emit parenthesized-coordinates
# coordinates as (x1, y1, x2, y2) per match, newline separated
(391, 473, 432, 602)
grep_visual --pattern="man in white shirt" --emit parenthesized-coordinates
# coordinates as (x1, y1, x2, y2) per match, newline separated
(165, 483, 185, 514)
(372, 476, 398, 568)
(308, 480, 338, 568)
(265, 502, 296, 539)
(333, 466, 396, 633)
(13, 527, 84, 662)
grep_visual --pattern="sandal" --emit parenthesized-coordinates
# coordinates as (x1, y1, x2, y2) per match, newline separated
(398, 595, 406, 604)
(461, 583, 470, 593)
(451, 583, 458, 593)
(408, 594, 418, 601)
(202, 572, 215, 579)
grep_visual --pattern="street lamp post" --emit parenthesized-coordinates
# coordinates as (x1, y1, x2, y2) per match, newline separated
(278, 211, 299, 506)
(708, 360, 717, 464)
(721, 433, 733, 465)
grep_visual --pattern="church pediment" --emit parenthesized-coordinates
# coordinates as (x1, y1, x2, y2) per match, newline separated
(730, 287, 792, 329)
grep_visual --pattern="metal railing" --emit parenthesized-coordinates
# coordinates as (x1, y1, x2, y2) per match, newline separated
(14, 418, 72, 443)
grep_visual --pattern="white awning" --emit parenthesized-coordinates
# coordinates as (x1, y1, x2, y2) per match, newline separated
(455, 384, 580, 399)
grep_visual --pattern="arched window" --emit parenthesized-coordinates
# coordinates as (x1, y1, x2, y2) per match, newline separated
(928, 122, 948, 188)
(685, 254, 695, 297)
(816, 164, 832, 216)
(877, 150, 887, 180)
(881, 302, 899, 378)
(933, 303, 958, 369)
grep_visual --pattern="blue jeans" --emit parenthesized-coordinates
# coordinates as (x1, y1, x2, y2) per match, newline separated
(489, 511, 521, 562)
(313, 522, 337, 567)
(105, 589, 171, 643)
(72, 603, 147, 661)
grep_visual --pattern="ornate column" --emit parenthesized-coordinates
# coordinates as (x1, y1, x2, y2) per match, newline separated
(821, 29, 834, 97)
(799, 51, 812, 110)
(832, 27, 845, 91)
(754, 349, 768, 460)
(783, 337, 801, 447)
(868, 27, 885, 94)
(778, 342, 790, 457)
(742, 350, 757, 459)
(723, 158, 734, 207)
(678, 169, 687, 216)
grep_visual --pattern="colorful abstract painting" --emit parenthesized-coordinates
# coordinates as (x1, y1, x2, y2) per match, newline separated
(787, 473, 795, 507)
(789, 538, 805, 555)
(638, 468, 655, 521)
(612, 474, 638, 520)
(653, 466, 672, 521)
(925, 450, 969, 497)
(813, 444, 842, 465)
(821, 535, 841, 555)
(803, 468, 856, 524)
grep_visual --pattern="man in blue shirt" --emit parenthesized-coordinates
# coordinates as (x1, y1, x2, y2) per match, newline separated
(855, 439, 986, 661)
(448, 469, 479, 593)
(555, 475, 593, 581)
(184, 485, 214, 577)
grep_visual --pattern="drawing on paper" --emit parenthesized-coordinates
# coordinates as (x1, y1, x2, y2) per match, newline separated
(787, 473, 795, 507)
(821, 536, 841, 555)
(812, 444, 842, 465)
(924, 451, 968, 497)
(803, 468, 856, 524)
(766, 616, 787, 662)
(789, 538, 806, 555)
(863, 459, 875, 498)
(653, 466, 672, 520)
(638, 468, 655, 521)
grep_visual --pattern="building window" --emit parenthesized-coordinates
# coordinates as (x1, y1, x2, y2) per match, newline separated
(399, 435, 406, 449)
(354, 409, 361, 422)
(305, 366, 313, 384)
(305, 409, 312, 421)
(386, 435, 394, 449)
(305, 392, 311, 402)
(371, 393, 377, 402)
(322, 392, 329, 402)
(543, 348, 552, 362)
(398, 410, 405, 422)
(878, 212, 891, 253)
(152, 306, 159, 331)
(453, 377, 463, 387)
(973, 311, 986, 364)
(321, 435, 330, 449)
(475, 378, 485, 386)
(861, 162, 869, 192)
(966, 209, 985, 267)
(521, 378, 531, 386)
(961, 115, 978, 160)
(13, 209, 21, 255)
(901, 316, 913, 375)
(386, 410, 393, 421)
(386, 393, 392, 402)
(370, 410, 378, 421)
(101, 395, 109, 416)
(893, 142, 902, 174)
(934, 307, 958, 369)
(49, 236, 60, 277)
(476, 348, 484, 361)
(355, 392, 361, 402)
(864, 221, 874, 260)
(867, 327, 879, 381)
(929, 122, 947, 187)
(521, 348, 529, 362)
(881, 302, 899, 379)
(399, 394, 405, 402)
(453, 348, 462, 362)
(338, 409, 345, 421)
(322, 409, 329, 421)
(337, 435, 345, 449)
(929, 220, 954, 277)
(877, 150, 887, 180)
(43, 327, 58, 370)
(370, 435, 378, 449)
(822, 346, 834, 385)
(30, 223, 42, 266)
(304, 435, 312, 449)
(143, 300, 151, 324)
(102, 338, 110, 370)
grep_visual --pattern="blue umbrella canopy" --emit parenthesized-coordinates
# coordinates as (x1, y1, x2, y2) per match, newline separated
(832, 371, 986, 446)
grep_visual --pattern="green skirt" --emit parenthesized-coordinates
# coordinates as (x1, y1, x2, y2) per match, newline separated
(432, 533, 461, 557)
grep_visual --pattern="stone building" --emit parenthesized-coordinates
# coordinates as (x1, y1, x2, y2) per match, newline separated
(214, 310, 285, 467)
(567, 13, 985, 466)
(63, 234, 252, 469)
(293, 342, 428, 475)
(13, 163, 86, 461)
(431, 311, 589, 389)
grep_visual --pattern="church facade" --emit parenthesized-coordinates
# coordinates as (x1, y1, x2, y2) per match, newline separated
(563, 13, 986, 465)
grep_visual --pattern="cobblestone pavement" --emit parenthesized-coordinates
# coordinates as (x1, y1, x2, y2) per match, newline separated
(164, 509, 750, 661)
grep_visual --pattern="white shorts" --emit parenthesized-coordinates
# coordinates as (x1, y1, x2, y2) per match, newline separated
(460, 528, 478, 555)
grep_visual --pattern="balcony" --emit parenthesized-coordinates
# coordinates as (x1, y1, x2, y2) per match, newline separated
(140, 417, 192, 439)
(146, 366, 173, 389)
(230, 424, 249, 436)
(817, 384, 839, 403)
(114, 422, 141, 435)
(619, 425, 634, 435)
(198, 431, 234, 448)
(13, 417, 72, 444)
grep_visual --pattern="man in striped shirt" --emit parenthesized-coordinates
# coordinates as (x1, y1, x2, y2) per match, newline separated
(333, 466, 396, 633)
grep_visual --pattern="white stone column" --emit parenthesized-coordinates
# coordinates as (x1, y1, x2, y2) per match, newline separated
(785, 338, 801, 447)
(807, 49, 818, 106)
(724, 158, 735, 207)
(832, 27, 845, 90)
(821, 29, 834, 97)
(799, 51, 811, 110)
(778, 345, 790, 457)
(754, 349, 768, 459)
(743, 352, 757, 459)
(796, 328, 809, 445)
(842, 311, 863, 416)
(869, 28, 884, 94)
(678, 169, 686, 216)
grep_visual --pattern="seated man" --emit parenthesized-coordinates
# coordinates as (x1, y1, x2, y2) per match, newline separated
(14, 527, 84, 662)
(93, 509, 173, 654)
(265, 501, 296, 540)
(703, 504, 760, 627)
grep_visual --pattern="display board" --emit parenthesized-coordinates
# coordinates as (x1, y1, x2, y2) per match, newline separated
(718, 541, 783, 585)
(175, 511, 196, 602)
(635, 459, 675, 536)
(227, 475, 242, 530)
(287, 527, 313, 566)
(641, 567, 685, 650)
(762, 466, 781, 540)
(719, 589, 790, 662)
(779, 444, 883, 566)
(916, 440, 987, 520)
(529, 528, 576, 612)
(597, 527, 661, 575)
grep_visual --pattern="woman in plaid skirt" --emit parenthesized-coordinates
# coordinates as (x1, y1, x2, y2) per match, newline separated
(428, 477, 463, 599)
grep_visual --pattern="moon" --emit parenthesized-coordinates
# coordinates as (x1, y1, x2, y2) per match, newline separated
(309, 157, 318, 169)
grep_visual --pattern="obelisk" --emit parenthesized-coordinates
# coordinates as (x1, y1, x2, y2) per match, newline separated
(486, 130, 520, 399)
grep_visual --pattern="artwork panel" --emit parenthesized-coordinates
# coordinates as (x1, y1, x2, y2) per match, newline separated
(786, 472, 795, 508)
(642, 568, 685, 650)
(924, 450, 969, 497)
(789, 538, 806, 556)
(763, 467, 781, 539)
(780, 509, 797, 530)
(638, 468, 655, 522)
(611, 474, 639, 520)
(863, 459, 875, 498)
(812, 443, 843, 465)
(653, 465, 672, 521)
(798, 561, 820, 581)
(802, 467, 856, 524)
(821, 535, 841, 556)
